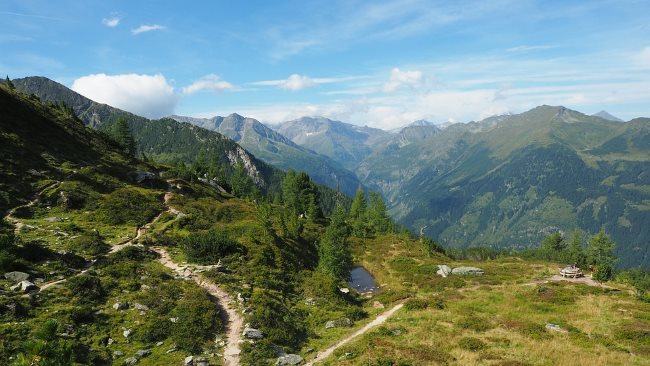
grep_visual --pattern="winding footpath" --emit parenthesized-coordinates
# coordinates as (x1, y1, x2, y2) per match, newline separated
(152, 246, 243, 366)
(305, 303, 404, 366)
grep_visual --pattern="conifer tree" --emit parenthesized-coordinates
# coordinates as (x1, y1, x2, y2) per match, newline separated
(349, 186, 368, 237)
(368, 191, 391, 234)
(5, 75, 15, 90)
(318, 205, 352, 281)
(567, 230, 586, 267)
(114, 117, 136, 157)
(587, 230, 617, 282)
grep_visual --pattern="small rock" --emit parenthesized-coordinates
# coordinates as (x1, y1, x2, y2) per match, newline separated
(436, 265, 452, 277)
(451, 266, 484, 276)
(391, 328, 403, 336)
(305, 348, 314, 353)
(134, 303, 149, 311)
(11, 280, 38, 293)
(135, 349, 151, 358)
(372, 301, 385, 309)
(113, 302, 129, 310)
(33, 278, 44, 284)
(304, 298, 317, 306)
(123, 357, 138, 366)
(169, 317, 178, 323)
(339, 288, 350, 294)
(156, 341, 164, 347)
(276, 354, 304, 365)
(243, 327, 264, 339)
(123, 328, 133, 338)
(112, 351, 124, 359)
(165, 348, 176, 354)
(545, 323, 568, 333)
(4, 271, 30, 282)
(184, 356, 194, 366)
(194, 357, 209, 366)
(325, 318, 352, 329)
(108, 338, 115, 345)
(45, 217, 62, 222)
(237, 292, 247, 304)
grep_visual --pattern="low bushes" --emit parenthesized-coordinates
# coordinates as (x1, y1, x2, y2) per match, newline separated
(97, 187, 162, 226)
(458, 337, 487, 351)
(180, 230, 244, 265)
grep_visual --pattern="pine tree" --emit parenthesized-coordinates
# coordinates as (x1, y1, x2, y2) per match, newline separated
(114, 117, 136, 157)
(5, 75, 15, 90)
(367, 192, 391, 234)
(586, 230, 617, 282)
(540, 232, 565, 261)
(349, 186, 368, 237)
(318, 205, 352, 281)
(567, 230, 586, 267)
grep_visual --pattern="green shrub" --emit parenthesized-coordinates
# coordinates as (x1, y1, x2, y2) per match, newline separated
(458, 337, 486, 351)
(65, 274, 105, 304)
(12, 206, 34, 219)
(405, 298, 429, 310)
(457, 316, 492, 332)
(172, 288, 222, 353)
(248, 288, 307, 349)
(107, 246, 156, 263)
(345, 307, 368, 321)
(181, 230, 244, 265)
(97, 187, 162, 226)
(137, 315, 172, 342)
(67, 233, 109, 256)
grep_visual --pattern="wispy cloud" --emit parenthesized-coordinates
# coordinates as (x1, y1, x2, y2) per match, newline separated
(0, 34, 32, 43)
(0, 10, 66, 22)
(182, 74, 234, 94)
(507, 45, 556, 52)
(131, 24, 165, 35)
(251, 74, 365, 91)
(102, 15, 121, 28)
(631, 45, 650, 68)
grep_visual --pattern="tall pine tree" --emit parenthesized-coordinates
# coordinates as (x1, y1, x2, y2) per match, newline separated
(587, 230, 617, 282)
(113, 117, 136, 157)
(318, 205, 352, 281)
(367, 191, 391, 234)
(349, 186, 368, 237)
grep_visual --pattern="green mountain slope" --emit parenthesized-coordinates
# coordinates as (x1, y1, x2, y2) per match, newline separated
(361, 106, 650, 267)
(274, 117, 390, 170)
(171, 114, 362, 196)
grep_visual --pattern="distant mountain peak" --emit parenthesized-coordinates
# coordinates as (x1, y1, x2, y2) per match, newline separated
(593, 110, 624, 122)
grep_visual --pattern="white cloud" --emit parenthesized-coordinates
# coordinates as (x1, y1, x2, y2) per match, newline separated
(71, 73, 178, 118)
(131, 24, 165, 35)
(383, 68, 423, 93)
(182, 74, 234, 94)
(632, 46, 650, 68)
(102, 16, 120, 27)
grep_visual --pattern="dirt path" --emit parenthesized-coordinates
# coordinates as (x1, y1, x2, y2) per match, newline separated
(305, 303, 404, 365)
(5, 181, 60, 234)
(152, 247, 243, 366)
(525, 274, 616, 289)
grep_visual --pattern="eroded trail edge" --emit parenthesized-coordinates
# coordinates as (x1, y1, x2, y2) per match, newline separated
(305, 303, 404, 365)
(153, 246, 243, 366)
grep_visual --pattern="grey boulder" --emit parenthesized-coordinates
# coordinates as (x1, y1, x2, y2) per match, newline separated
(276, 354, 304, 365)
(243, 327, 264, 339)
(436, 265, 452, 277)
(4, 271, 30, 282)
(123, 357, 138, 366)
(11, 280, 38, 293)
(451, 267, 484, 275)
(325, 318, 352, 329)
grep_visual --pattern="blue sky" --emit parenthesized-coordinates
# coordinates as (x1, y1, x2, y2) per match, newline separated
(1, 0, 649, 128)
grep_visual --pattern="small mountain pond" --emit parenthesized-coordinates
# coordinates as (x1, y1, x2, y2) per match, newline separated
(348, 266, 378, 293)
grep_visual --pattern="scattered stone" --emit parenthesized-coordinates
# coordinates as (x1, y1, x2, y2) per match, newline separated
(123, 328, 133, 339)
(156, 341, 164, 347)
(339, 352, 354, 360)
(243, 326, 264, 339)
(4, 271, 30, 282)
(391, 328, 403, 336)
(325, 318, 352, 329)
(166, 348, 176, 354)
(304, 297, 317, 306)
(169, 317, 178, 323)
(372, 301, 385, 309)
(545, 323, 568, 333)
(33, 278, 44, 284)
(113, 302, 129, 310)
(339, 288, 350, 294)
(112, 351, 124, 359)
(184, 356, 194, 366)
(436, 265, 452, 278)
(237, 292, 247, 304)
(276, 354, 304, 365)
(10, 280, 38, 293)
(123, 357, 138, 366)
(135, 349, 151, 358)
(305, 348, 314, 353)
(194, 357, 209, 366)
(451, 267, 484, 276)
(134, 303, 149, 311)
(45, 217, 62, 222)
(108, 338, 115, 345)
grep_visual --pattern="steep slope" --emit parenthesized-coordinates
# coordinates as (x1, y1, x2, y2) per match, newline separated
(361, 106, 650, 267)
(12, 76, 281, 191)
(171, 114, 361, 196)
(274, 117, 390, 170)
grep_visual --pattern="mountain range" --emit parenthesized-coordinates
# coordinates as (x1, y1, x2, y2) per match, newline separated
(10, 76, 650, 267)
